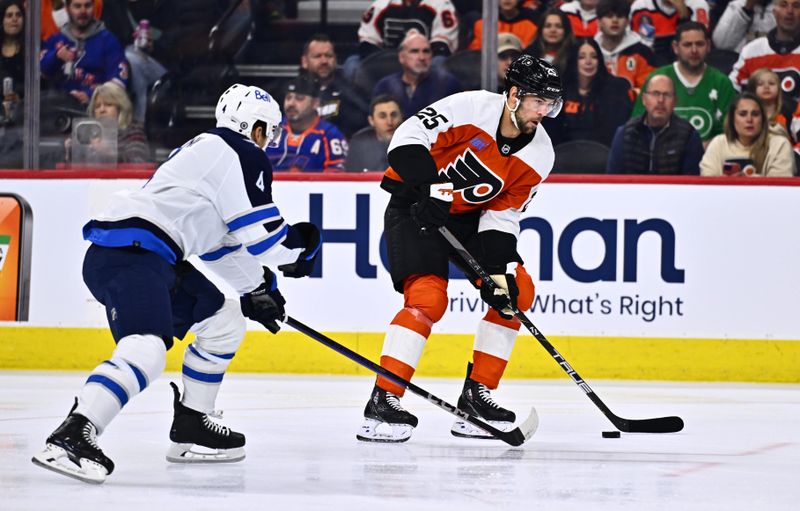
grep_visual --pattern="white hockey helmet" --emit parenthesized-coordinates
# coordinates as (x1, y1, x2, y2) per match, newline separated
(215, 84, 283, 147)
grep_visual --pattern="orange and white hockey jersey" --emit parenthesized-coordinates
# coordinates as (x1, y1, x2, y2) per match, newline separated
(561, 2, 598, 38)
(383, 90, 554, 239)
(729, 32, 800, 99)
(358, 0, 459, 54)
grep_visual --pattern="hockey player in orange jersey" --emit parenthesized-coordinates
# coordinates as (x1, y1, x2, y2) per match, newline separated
(357, 55, 563, 442)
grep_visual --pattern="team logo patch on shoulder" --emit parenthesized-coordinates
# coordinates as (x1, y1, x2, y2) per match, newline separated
(439, 148, 505, 204)
(470, 137, 489, 150)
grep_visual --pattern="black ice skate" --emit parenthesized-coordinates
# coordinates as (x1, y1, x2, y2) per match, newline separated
(357, 384, 419, 443)
(452, 363, 517, 439)
(31, 399, 115, 484)
(166, 382, 246, 463)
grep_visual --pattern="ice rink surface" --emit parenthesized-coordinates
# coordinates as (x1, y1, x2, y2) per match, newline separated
(1, 372, 798, 510)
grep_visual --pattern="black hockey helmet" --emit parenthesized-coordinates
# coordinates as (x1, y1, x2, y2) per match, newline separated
(504, 55, 563, 117)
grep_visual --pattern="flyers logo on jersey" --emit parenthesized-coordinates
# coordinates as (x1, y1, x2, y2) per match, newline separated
(438, 148, 504, 204)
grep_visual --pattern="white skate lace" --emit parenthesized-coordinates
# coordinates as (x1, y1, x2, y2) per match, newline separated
(82, 422, 101, 450)
(202, 414, 230, 436)
(385, 393, 406, 412)
(476, 384, 501, 409)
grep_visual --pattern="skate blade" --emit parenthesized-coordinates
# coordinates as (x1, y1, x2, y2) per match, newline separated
(451, 419, 514, 439)
(31, 445, 108, 484)
(166, 443, 245, 463)
(356, 418, 413, 443)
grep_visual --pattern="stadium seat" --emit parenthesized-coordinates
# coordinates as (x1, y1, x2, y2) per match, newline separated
(442, 50, 481, 91)
(351, 50, 402, 96)
(552, 140, 610, 174)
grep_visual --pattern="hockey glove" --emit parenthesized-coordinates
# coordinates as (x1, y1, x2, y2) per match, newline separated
(278, 222, 322, 278)
(480, 263, 519, 319)
(410, 183, 453, 235)
(240, 268, 286, 333)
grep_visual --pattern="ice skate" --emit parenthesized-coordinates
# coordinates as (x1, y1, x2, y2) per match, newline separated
(166, 382, 245, 463)
(452, 363, 517, 439)
(31, 399, 114, 484)
(357, 384, 418, 443)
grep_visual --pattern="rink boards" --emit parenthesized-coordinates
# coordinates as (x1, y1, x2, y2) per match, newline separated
(1, 173, 798, 382)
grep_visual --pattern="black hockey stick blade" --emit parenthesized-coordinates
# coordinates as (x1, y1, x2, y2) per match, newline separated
(438, 226, 685, 434)
(614, 416, 684, 434)
(284, 315, 538, 446)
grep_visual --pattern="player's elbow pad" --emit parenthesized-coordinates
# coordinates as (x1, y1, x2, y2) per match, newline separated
(387, 145, 439, 187)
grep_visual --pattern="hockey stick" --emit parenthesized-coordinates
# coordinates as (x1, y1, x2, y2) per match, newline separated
(284, 315, 539, 446)
(438, 226, 684, 434)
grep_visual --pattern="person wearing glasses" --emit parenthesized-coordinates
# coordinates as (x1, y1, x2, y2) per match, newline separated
(607, 74, 704, 173)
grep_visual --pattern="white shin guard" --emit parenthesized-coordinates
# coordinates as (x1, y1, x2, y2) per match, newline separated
(181, 300, 246, 413)
(76, 334, 166, 433)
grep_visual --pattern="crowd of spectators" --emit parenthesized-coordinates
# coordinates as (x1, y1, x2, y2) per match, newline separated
(1, 0, 800, 176)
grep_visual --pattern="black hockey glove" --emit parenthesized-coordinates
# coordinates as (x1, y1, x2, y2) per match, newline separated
(410, 183, 453, 235)
(278, 222, 322, 278)
(480, 264, 519, 319)
(240, 268, 286, 334)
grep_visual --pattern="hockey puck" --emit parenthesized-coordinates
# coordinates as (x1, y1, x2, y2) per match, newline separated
(602, 431, 621, 438)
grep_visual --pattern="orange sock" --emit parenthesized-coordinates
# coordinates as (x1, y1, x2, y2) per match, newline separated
(471, 351, 508, 390)
(377, 356, 416, 396)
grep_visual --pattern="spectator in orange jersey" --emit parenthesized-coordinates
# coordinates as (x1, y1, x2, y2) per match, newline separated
(525, 8, 575, 75)
(629, 0, 710, 66)
(468, 0, 539, 50)
(730, 0, 800, 100)
(594, 0, 656, 95)
(561, 0, 599, 37)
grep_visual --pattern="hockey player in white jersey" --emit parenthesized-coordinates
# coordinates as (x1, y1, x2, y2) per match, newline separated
(31, 84, 322, 484)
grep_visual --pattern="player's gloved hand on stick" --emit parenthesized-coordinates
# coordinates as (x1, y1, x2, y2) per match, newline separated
(410, 182, 453, 235)
(278, 222, 322, 278)
(240, 268, 286, 333)
(480, 263, 519, 319)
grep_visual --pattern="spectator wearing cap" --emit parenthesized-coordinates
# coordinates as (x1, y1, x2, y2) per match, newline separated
(730, 0, 800, 100)
(561, 0, 599, 37)
(629, 0, 710, 66)
(300, 33, 369, 137)
(345, 95, 403, 172)
(594, 0, 656, 95)
(266, 76, 348, 172)
(497, 33, 523, 93)
(467, 0, 539, 50)
(372, 30, 462, 120)
(712, 0, 774, 53)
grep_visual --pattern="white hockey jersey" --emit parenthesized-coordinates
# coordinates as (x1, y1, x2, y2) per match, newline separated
(84, 128, 306, 294)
